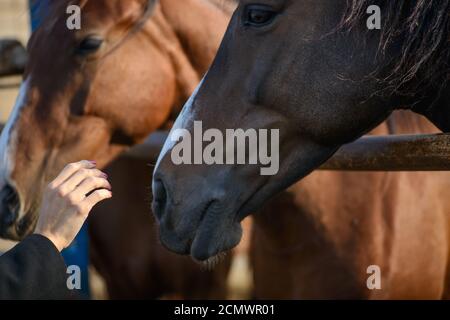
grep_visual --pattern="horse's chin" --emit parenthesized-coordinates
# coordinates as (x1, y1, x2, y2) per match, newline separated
(190, 220, 242, 262)
(195, 251, 229, 271)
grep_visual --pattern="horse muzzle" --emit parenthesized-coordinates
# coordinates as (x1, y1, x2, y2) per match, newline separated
(0, 183, 28, 240)
(152, 176, 242, 261)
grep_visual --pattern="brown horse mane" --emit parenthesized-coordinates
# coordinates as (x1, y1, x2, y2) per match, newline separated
(338, 0, 449, 98)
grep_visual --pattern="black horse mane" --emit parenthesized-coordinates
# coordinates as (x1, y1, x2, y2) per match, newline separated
(339, 0, 449, 97)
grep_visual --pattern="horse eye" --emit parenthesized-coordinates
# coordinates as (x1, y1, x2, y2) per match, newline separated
(244, 5, 276, 26)
(76, 36, 104, 55)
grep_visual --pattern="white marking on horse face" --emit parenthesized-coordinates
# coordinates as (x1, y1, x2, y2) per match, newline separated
(155, 77, 205, 170)
(0, 78, 30, 218)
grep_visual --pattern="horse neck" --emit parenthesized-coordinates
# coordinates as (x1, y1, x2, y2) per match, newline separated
(386, 110, 441, 135)
(208, 0, 239, 15)
(159, 0, 232, 74)
(139, 0, 231, 114)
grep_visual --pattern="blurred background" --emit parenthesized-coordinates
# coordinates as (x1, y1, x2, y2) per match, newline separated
(0, 0, 28, 118)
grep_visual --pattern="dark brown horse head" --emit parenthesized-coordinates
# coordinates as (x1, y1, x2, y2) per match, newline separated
(0, 0, 230, 239)
(153, 0, 450, 260)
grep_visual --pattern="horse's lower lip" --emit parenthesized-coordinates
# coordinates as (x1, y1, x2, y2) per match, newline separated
(190, 239, 219, 262)
(189, 201, 224, 261)
(190, 221, 242, 262)
(190, 229, 218, 261)
(195, 251, 228, 270)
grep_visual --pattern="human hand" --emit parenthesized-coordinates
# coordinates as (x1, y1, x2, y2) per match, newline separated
(34, 160, 112, 251)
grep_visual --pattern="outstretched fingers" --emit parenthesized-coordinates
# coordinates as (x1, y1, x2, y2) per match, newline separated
(59, 169, 106, 196)
(49, 160, 97, 189)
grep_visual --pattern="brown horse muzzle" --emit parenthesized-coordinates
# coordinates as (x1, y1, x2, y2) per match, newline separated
(0, 183, 21, 239)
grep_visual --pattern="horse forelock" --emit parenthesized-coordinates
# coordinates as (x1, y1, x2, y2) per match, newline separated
(338, 0, 449, 97)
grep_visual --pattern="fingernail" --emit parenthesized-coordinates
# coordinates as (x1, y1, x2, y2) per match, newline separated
(89, 160, 97, 165)
(102, 173, 108, 178)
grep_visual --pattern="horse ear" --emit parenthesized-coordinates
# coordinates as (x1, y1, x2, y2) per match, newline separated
(160, 0, 232, 74)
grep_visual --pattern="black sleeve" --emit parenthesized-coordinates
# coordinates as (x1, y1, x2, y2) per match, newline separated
(0, 234, 72, 300)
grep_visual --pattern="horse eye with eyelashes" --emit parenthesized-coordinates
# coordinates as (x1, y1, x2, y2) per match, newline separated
(244, 5, 277, 26)
(76, 36, 104, 56)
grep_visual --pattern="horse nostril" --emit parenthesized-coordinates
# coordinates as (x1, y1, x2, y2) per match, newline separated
(0, 184, 20, 227)
(152, 179, 167, 220)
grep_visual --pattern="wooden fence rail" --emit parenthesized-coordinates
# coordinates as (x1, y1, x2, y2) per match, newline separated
(0, 122, 449, 171)
(321, 133, 450, 171)
(125, 131, 450, 172)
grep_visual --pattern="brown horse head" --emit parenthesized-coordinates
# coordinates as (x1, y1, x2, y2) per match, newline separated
(0, 0, 231, 239)
(152, 0, 450, 260)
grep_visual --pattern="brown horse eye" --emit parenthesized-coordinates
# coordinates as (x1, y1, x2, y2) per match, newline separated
(76, 36, 104, 55)
(245, 6, 276, 26)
